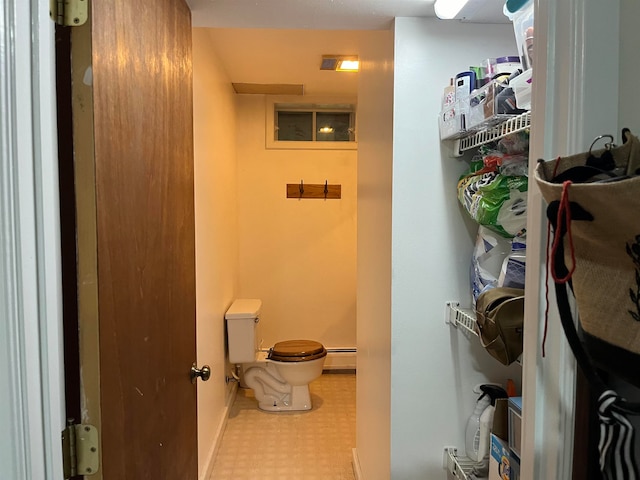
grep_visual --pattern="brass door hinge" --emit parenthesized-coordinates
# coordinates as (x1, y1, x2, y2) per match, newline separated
(50, 0, 88, 26)
(62, 420, 99, 478)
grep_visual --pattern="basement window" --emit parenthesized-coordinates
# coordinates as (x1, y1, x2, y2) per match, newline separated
(266, 96, 357, 150)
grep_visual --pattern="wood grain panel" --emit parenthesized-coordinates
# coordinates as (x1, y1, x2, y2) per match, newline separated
(90, 1, 197, 478)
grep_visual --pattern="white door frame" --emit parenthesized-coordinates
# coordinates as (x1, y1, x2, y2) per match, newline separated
(0, 1, 65, 478)
(522, 0, 620, 478)
(2, 0, 622, 479)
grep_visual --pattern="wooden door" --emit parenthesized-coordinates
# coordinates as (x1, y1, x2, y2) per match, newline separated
(67, 1, 198, 478)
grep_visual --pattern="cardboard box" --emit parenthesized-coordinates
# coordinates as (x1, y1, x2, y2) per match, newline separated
(489, 433, 512, 480)
(492, 398, 509, 441)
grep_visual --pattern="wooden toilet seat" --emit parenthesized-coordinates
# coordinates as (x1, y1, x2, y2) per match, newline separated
(268, 339, 327, 362)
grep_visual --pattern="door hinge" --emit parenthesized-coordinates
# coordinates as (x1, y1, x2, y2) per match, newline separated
(50, 0, 88, 27)
(62, 420, 99, 478)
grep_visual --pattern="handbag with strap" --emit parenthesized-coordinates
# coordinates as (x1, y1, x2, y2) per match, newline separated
(475, 287, 525, 366)
(534, 129, 640, 480)
(536, 129, 640, 365)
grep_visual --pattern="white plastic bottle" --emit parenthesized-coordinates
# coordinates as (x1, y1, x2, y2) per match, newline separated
(465, 392, 491, 461)
(477, 401, 497, 461)
(465, 385, 508, 461)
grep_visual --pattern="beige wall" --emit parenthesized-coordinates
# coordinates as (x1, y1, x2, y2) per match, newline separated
(193, 27, 394, 478)
(192, 28, 239, 479)
(355, 29, 394, 480)
(236, 95, 357, 349)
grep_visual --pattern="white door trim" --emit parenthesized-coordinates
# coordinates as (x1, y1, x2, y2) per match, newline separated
(522, 0, 620, 478)
(0, 1, 64, 478)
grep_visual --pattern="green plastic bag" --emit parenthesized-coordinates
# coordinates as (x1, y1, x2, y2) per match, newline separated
(457, 161, 528, 238)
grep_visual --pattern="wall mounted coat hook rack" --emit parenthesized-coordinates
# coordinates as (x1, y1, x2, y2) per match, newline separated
(286, 180, 341, 199)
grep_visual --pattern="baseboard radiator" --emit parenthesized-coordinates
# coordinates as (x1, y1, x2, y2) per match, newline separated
(323, 347, 357, 371)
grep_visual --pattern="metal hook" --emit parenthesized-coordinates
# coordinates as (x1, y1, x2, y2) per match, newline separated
(299, 180, 304, 196)
(324, 180, 328, 197)
(589, 134, 615, 156)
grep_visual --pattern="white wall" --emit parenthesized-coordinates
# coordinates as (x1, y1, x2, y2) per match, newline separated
(192, 28, 239, 480)
(391, 18, 522, 479)
(235, 95, 358, 350)
(619, 0, 640, 134)
(355, 29, 394, 480)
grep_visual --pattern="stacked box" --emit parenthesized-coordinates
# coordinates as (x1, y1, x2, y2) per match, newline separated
(489, 434, 513, 480)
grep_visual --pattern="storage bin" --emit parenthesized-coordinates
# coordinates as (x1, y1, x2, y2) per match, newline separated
(439, 99, 469, 140)
(510, 69, 532, 110)
(467, 77, 523, 130)
(494, 56, 522, 75)
(504, 0, 534, 71)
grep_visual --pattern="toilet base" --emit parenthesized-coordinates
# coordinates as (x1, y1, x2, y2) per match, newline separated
(242, 363, 316, 412)
(257, 384, 313, 412)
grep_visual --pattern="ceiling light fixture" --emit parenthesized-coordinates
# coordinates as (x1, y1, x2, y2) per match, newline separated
(320, 55, 359, 72)
(434, 0, 470, 19)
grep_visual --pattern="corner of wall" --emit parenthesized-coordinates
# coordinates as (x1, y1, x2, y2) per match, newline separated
(192, 28, 240, 479)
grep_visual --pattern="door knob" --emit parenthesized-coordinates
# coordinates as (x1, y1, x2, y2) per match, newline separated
(190, 363, 211, 383)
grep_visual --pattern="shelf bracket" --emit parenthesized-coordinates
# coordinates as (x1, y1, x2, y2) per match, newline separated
(453, 138, 463, 157)
(443, 447, 476, 479)
(445, 301, 478, 337)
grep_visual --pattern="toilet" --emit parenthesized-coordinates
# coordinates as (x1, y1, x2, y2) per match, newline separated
(225, 299, 327, 412)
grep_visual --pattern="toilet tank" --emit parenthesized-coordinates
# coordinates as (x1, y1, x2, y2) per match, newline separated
(225, 299, 262, 364)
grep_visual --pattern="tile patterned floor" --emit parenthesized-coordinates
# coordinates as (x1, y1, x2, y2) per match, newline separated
(210, 372, 356, 480)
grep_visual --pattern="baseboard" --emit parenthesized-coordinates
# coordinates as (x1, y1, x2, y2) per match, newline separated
(352, 448, 364, 480)
(200, 381, 238, 480)
(324, 348, 357, 370)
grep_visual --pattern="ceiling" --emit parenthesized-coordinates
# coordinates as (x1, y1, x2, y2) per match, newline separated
(200, 28, 377, 97)
(188, 0, 511, 97)
(187, 0, 509, 30)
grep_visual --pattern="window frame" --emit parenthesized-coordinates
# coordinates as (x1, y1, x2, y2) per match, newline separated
(265, 96, 358, 150)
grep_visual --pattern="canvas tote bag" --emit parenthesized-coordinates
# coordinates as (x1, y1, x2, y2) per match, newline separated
(534, 129, 640, 480)
(535, 129, 640, 375)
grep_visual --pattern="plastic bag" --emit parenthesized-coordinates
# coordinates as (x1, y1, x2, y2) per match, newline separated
(498, 236, 526, 289)
(496, 130, 529, 155)
(458, 166, 528, 238)
(470, 226, 512, 306)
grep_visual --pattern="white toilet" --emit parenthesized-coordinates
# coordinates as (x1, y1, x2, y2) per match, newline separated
(225, 298, 327, 412)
